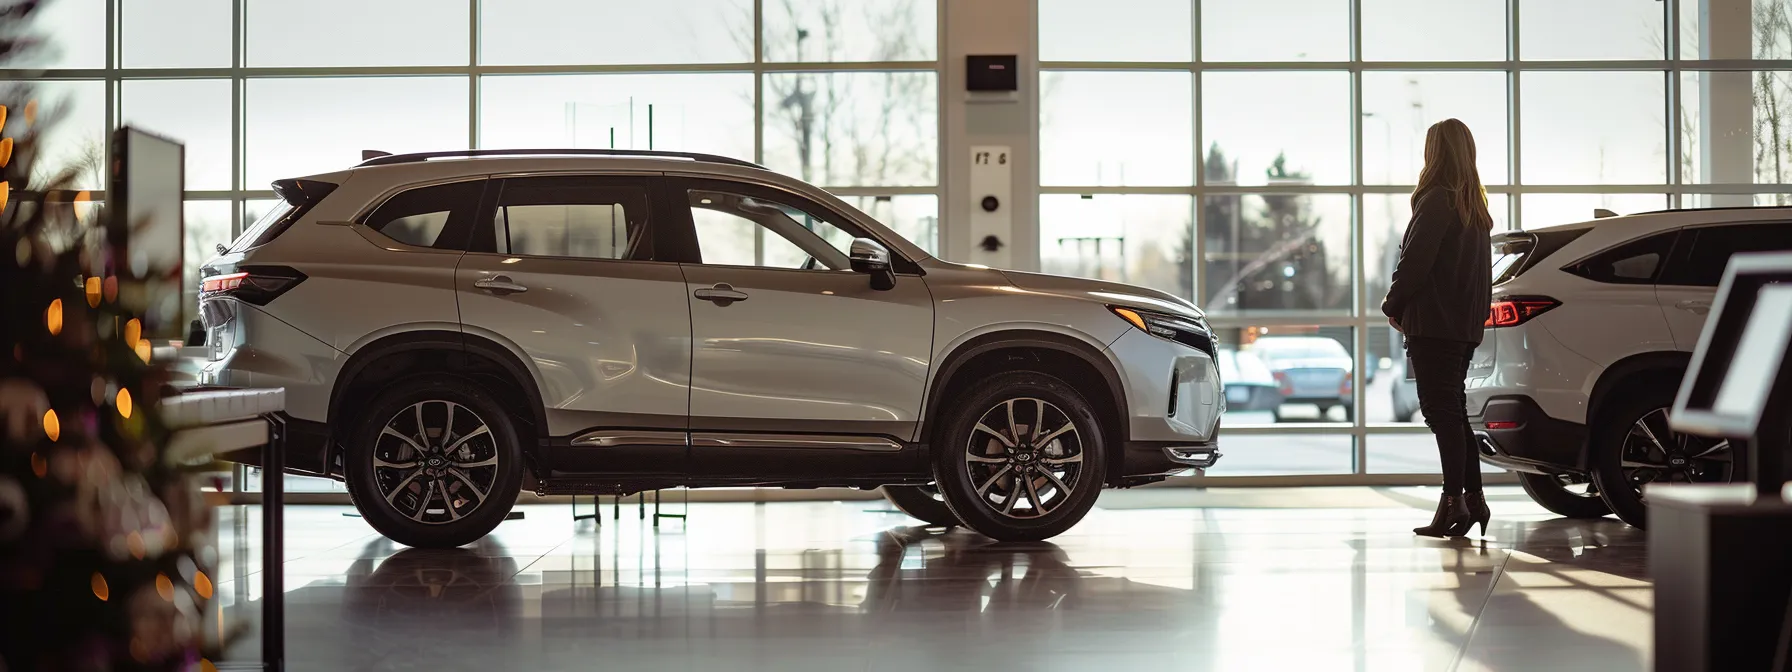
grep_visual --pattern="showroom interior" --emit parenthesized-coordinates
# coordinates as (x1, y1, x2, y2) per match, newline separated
(4, 0, 1792, 670)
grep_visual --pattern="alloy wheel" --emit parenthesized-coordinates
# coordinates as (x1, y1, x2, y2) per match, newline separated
(964, 397, 1086, 519)
(1620, 407, 1735, 502)
(373, 400, 502, 524)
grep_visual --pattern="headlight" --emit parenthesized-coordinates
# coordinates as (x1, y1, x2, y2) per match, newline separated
(1109, 306, 1215, 354)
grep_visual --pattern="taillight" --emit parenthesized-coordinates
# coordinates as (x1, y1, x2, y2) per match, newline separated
(1339, 376, 1353, 395)
(1485, 296, 1560, 328)
(1274, 371, 1293, 396)
(199, 266, 306, 306)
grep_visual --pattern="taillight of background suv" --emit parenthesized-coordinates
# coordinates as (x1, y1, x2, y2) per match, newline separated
(1485, 296, 1560, 328)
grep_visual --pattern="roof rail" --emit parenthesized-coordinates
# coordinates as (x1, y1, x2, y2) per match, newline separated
(356, 148, 765, 169)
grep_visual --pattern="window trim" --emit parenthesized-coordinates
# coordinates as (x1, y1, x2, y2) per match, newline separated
(660, 176, 925, 275)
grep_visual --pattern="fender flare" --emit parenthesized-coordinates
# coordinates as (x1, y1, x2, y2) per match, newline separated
(328, 329, 548, 435)
(916, 329, 1130, 444)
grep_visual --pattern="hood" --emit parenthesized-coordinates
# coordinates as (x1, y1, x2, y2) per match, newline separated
(995, 269, 1205, 319)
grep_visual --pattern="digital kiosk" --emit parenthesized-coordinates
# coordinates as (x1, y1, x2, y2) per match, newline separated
(1655, 251, 1792, 672)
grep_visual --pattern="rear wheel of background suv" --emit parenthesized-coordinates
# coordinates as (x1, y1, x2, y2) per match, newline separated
(931, 372, 1108, 542)
(1590, 384, 1746, 529)
(344, 376, 523, 548)
(1517, 472, 1610, 519)
(881, 485, 960, 526)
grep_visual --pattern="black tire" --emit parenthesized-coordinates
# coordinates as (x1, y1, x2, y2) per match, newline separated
(1590, 384, 1746, 529)
(1517, 472, 1610, 519)
(1394, 407, 1415, 423)
(344, 376, 524, 548)
(881, 485, 960, 526)
(1271, 407, 1286, 423)
(931, 371, 1108, 542)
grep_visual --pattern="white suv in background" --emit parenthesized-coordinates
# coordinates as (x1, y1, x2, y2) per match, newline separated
(1470, 207, 1792, 527)
(198, 149, 1225, 547)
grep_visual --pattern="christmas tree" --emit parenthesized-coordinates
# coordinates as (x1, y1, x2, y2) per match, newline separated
(1, 1, 231, 670)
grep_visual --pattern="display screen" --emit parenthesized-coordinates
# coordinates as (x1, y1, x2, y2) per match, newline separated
(1713, 285, 1792, 417)
(110, 127, 186, 340)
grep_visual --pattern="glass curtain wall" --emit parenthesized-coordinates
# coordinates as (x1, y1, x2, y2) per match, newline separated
(1040, 0, 1792, 476)
(10, 0, 941, 491)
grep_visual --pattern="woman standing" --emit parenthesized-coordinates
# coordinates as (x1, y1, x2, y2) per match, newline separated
(1382, 118, 1494, 538)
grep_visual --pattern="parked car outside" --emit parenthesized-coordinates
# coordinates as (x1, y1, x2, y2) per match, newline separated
(1249, 336, 1354, 422)
(1218, 347, 1282, 412)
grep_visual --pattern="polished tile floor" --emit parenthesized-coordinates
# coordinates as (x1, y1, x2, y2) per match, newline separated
(208, 486, 1650, 672)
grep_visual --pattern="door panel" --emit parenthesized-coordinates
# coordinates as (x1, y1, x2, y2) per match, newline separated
(1658, 222, 1792, 349)
(454, 174, 692, 476)
(681, 265, 933, 433)
(666, 176, 936, 479)
(1656, 285, 1717, 351)
(457, 256, 691, 472)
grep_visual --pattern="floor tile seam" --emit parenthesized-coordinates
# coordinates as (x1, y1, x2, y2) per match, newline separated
(1449, 546, 1512, 672)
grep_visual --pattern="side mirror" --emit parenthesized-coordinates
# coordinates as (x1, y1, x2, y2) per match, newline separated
(849, 237, 896, 291)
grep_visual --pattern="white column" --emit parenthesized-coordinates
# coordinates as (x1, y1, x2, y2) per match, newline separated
(941, 0, 1038, 269)
(1700, 0, 1754, 205)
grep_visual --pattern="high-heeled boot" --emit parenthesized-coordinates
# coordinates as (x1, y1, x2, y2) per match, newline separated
(1464, 490, 1491, 536)
(1413, 494, 1472, 537)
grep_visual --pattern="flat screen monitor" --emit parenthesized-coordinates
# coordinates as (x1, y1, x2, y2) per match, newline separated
(107, 126, 186, 341)
(1672, 251, 1792, 439)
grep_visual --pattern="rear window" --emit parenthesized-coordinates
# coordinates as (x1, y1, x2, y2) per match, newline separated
(227, 179, 337, 252)
(1492, 228, 1590, 285)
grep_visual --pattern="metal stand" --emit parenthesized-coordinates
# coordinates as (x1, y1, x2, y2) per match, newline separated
(571, 494, 603, 525)
(652, 489, 687, 528)
(572, 490, 688, 528)
(260, 413, 286, 672)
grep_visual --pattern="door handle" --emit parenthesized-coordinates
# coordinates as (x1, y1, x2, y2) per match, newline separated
(474, 275, 528, 295)
(1675, 299, 1711, 315)
(693, 283, 749, 306)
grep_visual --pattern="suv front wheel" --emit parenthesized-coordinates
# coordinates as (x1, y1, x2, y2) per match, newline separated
(931, 372, 1108, 542)
(344, 377, 524, 548)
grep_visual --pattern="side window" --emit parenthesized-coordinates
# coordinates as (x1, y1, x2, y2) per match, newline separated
(1564, 230, 1679, 285)
(493, 176, 652, 261)
(688, 186, 856, 270)
(363, 180, 485, 250)
(1664, 223, 1792, 287)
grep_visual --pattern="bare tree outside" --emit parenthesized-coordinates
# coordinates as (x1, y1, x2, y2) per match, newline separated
(748, 0, 936, 187)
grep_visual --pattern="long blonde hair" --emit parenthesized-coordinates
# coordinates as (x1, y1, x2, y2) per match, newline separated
(1413, 118, 1494, 230)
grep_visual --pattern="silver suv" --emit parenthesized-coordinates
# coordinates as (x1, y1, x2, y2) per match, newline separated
(199, 149, 1224, 547)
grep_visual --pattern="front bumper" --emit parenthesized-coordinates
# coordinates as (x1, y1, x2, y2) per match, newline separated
(1105, 328, 1226, 480)
(1472, 395, 1588, 474)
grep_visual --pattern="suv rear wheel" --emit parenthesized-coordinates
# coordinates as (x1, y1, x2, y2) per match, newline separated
(344, 377, 523, 548)
(931, 372, 1108, 542)
(1590, 385, 1745, 529)
(880, 485, 959, 526)
(1517, 472, 1610, 519)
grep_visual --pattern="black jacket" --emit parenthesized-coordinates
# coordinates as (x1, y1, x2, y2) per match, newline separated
(1381, 188, 1492, 344)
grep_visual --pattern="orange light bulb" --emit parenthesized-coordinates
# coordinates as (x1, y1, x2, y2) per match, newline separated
(42, 409, 59, 442)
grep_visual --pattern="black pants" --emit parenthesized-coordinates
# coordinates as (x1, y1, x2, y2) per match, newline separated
(1408, 336, 1482, 495)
